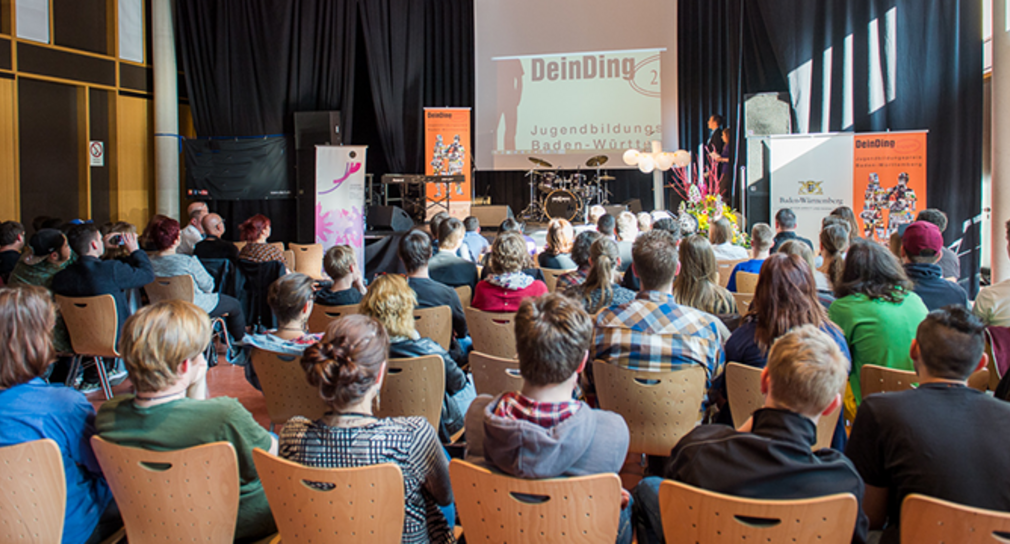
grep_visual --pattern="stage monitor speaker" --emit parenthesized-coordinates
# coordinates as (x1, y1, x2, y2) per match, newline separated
(604, 204, 627, 217)
(294, 111, 342, 149)
(471, 205, 513, 228)
(623, 199, 643, 214)
(367, 205, 414, 232)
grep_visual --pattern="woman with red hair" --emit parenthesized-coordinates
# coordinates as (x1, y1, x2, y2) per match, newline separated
(147, 215, 246, 343)
(237, 214, 285, 264)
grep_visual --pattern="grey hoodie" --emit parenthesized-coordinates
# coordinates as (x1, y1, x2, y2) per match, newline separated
(466, 393, 630, 479)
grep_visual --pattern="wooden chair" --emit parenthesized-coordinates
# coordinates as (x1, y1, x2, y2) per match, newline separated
(144, 275, 195, 304)
(253, 449, 404, 544)
(725, 363, 839, 450)
(91, 437, 240, 543)
(861, 364, 989, 398)
(413, 306, 452, 351)
(541, 267, 576, 292)
(717, 259, 747, 288)
(290, 243, 325, 279)
(593, 361, 706, 456)
(307, 303, 359, 334)
(234, 241, 247, 252)
(250, 349, 328, 431)
(732, 292, 754, 315)
(454, 285, 472, 308)
(0, 439, 67, 543)
(900, 493, 1010, 543)
(659, 480, 858, 544)
(283, 249, 296, 272)
(735, 271, 760, 294)
(377, 355, 445, 430)
(450, 459, 622, 543)
(270, 241, 286, 252)
(469, 351, 522, 396)
(55, 294, 118, 400)
(465, 307, 517, 359)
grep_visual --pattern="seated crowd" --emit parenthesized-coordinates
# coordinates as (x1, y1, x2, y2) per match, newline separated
(1, 203, 1008, 544)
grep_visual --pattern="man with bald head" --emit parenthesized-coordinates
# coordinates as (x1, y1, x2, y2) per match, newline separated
(193, 212, 239, 261)
(177, 201, 209, 255)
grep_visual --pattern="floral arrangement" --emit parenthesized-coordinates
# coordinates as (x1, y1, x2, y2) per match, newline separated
(668, 152, 749, 247)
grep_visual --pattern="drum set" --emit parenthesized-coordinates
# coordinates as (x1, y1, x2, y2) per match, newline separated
(520, 155, 615, 223)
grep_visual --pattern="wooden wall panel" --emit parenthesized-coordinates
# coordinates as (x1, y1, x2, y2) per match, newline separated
(114, 94, 153, 227)
(0, 78, 16, 221)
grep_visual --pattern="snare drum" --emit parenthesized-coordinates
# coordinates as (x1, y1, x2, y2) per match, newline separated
(544, 189, 582, 221)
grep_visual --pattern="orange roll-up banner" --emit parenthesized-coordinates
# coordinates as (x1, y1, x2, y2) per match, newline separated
(852, 131, 927, 244)
(424, 107, 472, 220)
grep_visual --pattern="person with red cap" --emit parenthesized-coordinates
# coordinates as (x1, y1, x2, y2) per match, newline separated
(900, 221, 968, 311)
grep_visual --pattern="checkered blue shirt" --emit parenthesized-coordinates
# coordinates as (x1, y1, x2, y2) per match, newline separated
(592, 290, 725, 385)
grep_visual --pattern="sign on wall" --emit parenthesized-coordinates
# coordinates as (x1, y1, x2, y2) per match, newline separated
(315, 146, 367, 272)
(852, 132, 927, 243)
(424, 107, 471, 220)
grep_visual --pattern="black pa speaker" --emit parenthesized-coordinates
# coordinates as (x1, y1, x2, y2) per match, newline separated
(367, 205, 414, 232)
(604, 204, 627, 217)
(294, 111, 342, 149)
(623, 199, 643, 214)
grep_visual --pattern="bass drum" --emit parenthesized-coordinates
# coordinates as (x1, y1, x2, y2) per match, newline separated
(544, 189, 582, 221)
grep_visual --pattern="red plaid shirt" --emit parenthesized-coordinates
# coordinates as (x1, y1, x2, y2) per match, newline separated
(493, 392, 582, 428)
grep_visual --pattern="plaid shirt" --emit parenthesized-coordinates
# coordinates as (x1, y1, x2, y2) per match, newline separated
(493, 392, 582, 428)
(592, 290, 725, 385)
(555, 268, 589, 292)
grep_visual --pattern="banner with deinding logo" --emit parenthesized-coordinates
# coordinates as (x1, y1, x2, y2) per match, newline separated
(852, 132, 928, 243)
(424, 108, 472, 220)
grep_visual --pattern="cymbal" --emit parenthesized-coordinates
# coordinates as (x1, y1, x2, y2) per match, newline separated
(586, 155, 609, 168)
(528, 156, 553, 168)
(597, 175, 616, 181)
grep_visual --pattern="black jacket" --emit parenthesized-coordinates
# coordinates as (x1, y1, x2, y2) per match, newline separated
(904, 262, 968, 311)
(52, 251, 155, 335)
(390, 336, 467, 442)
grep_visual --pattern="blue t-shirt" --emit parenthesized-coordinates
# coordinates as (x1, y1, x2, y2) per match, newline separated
(0, 378, 113, 544)
(726, 258, 765, 292)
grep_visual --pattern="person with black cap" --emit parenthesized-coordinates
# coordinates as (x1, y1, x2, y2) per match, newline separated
(900, 221, 968, 311)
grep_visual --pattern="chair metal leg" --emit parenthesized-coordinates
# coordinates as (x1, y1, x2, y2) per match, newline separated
(67, 355, 82, 388)
(94, 356, 114, 400)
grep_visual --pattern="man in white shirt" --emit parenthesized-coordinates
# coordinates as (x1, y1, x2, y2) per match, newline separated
(974, 218, 1010, 326)
(177, 201, 208, 255)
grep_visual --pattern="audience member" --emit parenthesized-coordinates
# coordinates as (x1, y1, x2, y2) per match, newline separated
(177, 201, 208, 255)
(193, 212, 240, 261)
(614, 212, 638, 272)
(555, 230, 602, 291)
(359, 273, 472, 441)
(138, 213, 168, 250)
(100, 221, 137, 262)
(846, 306, 1010, 544)
(817, 224, 849, 292)
(566, 237, 636, 314)
(538, 218, 577, 269)
(281, 315, 455, 543)
(709, 217, 747, 261)
(594, 230, 724, 388)
(673, 235, 737, 316)
(597, 213, 616, 239)
(499, 217, 537, 255)
(472, 232, 548, 312)
(770, 208, 813, 252)
(96, 301, 277, 541)
(237, 214, 285, 264)
(0, 220, 25, 283)
(9, 229, 75, 355)
(900, 221, 968, 310)
(620, 217, 682, 292)
(579, 204, 607, 232)
(399, 230, 468, 341)
(316, 244, 366, 306)
(779, 239, 834, 306)
(0, 286, 121, 544)
(633, 325, 868, 544)
(726, 223, 773, 292)
(429, 217, 478, 292)
(916, 208, 960, 278)
(52, 223, 154, 337)
(637, 211, 653, 233)
(829, 241, 928, 418)
(242, 273, 323, 390)
(974, 219, 1010, 326)
(148, 216, 246, 342)
(830, 206, 862, 242)
(461, 215, 490, 262)
(465, 293, 633, 544)
(428, 211, 450, 249)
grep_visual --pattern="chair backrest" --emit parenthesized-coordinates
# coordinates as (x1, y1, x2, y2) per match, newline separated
(736, 271, 760, 294)
(253, 449, 405, 544)
(0, 439, 66, 543)
(290, 243, 324, 278)
(450, 459, 622, 542)
(234, 240, 247, 252)
(55, 294, 119, 359)
(270, 241, 286, 252)
(377, 355, 445, 430)
(307, 303, 359, 334)
(900, 493, 1010, 544)
(144, 274, 196, 304)
(732, 292, 754, 315)
(250, 349, 329, 428)
(91, 437, 240, 543)
(717, 259, 747, 287)
(283, 249, 296, 272)
(593, 361, 706, 456)
(725, 362, 763, 428)
(860, 364, 917, 398)
(454, 285, 472, 308)
(659, 479, 858, 544)
(413, 306, 452, 351)
(465, 307, 518, 359)
(469, 351, 523, 396)
(541, 267, 576, 292)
